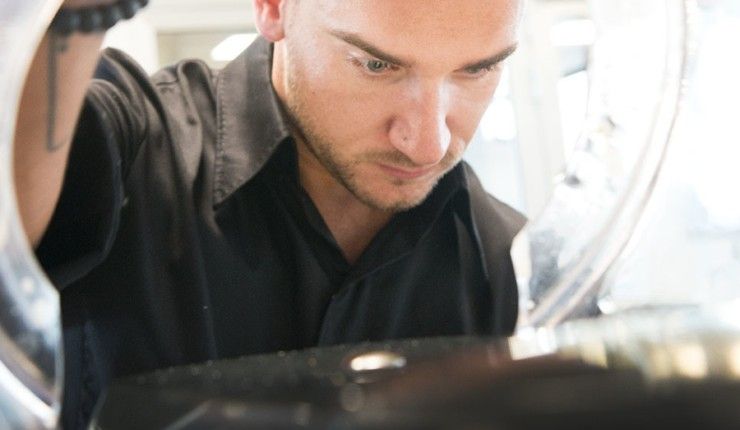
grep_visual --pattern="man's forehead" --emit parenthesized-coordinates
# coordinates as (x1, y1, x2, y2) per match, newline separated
(304, 0, 522, 68)
(305, 0, 522, 31)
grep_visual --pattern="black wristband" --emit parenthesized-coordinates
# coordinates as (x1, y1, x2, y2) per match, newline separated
(51, 0, 150, 36)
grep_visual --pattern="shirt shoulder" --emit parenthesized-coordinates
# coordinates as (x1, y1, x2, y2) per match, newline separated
(99, 47, 219, 92)
(150, 54, 219, 94)
(95, 47, 220, 130)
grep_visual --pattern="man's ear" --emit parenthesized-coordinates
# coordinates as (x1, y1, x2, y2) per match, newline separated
(253, 0, 288, 42)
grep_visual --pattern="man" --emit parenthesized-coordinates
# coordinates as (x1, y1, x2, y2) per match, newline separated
(14, 0, 525, 427)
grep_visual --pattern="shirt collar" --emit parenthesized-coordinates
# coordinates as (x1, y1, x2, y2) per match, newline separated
(213, 37, 291, 207)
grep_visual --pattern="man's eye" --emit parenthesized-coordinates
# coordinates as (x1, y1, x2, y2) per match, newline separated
(365, 59, 393, 73)
(464, 64, 498, 78)
(348, 55, 397, 76)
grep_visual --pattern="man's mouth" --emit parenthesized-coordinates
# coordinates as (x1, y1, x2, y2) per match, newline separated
(376, 163, 435, 181)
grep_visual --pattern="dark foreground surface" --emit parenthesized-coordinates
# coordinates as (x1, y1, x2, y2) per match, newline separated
(93, 336, 740, 429)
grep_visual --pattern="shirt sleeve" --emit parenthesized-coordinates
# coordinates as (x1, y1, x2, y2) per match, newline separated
(35, 48, 155, 288)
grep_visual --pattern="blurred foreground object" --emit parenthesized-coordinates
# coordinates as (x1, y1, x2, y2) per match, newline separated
(95, 306, 740, 429)
(0, 0, 64, 428)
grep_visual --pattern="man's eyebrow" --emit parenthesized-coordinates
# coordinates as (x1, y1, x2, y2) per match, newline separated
(329, 30, 411, 67)
(329, 29, 518, 71)
(459, 44, 518, 71)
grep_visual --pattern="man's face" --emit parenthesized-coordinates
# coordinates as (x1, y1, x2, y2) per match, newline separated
(273, 0, 522, 212)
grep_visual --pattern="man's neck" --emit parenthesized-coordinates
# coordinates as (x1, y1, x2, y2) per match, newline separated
(295, 141, 393, 265)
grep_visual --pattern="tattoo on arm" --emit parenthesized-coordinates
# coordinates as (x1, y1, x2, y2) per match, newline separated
(46, 32, 69, 152)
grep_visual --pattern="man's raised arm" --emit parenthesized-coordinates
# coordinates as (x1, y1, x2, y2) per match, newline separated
(13, 0, 117, 246)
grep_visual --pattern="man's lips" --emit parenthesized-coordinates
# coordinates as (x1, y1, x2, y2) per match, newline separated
(377, 163, 435, 180)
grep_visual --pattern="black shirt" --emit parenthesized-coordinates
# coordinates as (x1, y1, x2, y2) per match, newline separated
(37, 38, 526, 429)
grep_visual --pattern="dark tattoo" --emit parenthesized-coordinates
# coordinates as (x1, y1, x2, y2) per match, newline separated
(46, 32, 69, 152)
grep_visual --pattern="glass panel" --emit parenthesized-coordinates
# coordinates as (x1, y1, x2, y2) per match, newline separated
(514, 0, 740, 330)
(513, 0, 690, 328)
(597, 0, 740, 314)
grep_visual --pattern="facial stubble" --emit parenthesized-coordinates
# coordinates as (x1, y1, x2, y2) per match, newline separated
(282, 61, 463, 213)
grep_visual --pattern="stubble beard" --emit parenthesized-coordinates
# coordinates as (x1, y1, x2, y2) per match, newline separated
(283, 74, 448, 213)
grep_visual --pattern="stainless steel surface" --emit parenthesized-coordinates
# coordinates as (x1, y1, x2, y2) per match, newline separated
(512, 301, 740, 381)
(0, 0, 64, 428)
(95, 328, 740, 429)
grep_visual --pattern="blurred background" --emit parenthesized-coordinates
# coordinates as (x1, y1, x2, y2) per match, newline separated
(105, 0, 595, 218)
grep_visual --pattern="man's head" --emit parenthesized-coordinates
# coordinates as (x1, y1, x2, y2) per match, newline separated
(254, 0, 523, 212)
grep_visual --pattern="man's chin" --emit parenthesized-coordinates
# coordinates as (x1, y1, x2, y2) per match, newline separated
(352, 183, 435, 213)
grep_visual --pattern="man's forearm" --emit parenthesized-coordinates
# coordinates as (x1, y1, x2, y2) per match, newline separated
(13, 1, 115, 246)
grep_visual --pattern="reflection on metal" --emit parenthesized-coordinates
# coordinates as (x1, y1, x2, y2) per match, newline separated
(512, 0, 740, 331)
(348, 351, 407, 373)
(511, 301, 740, 383)
(0, 0, 64, 428)
(729, 344, 740, 377)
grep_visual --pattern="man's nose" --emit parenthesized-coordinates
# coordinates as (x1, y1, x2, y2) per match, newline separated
(388, 80, 452, 167)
